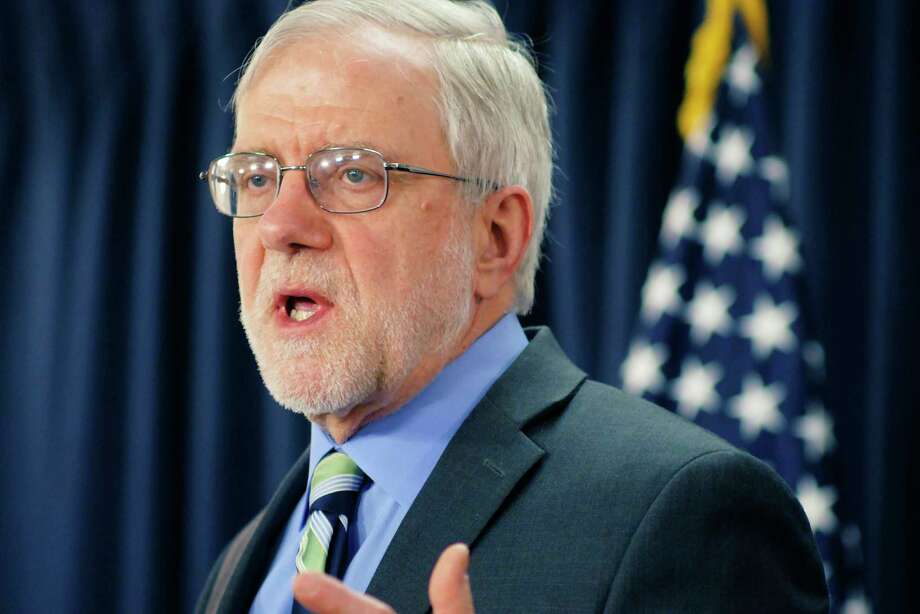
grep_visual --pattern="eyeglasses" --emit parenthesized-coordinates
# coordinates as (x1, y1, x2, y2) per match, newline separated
(198, 147, 472, 217)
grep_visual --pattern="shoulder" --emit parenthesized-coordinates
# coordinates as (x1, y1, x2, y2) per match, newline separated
(575, 385, 828, 611)
(524, 381, 827, 611)
(534, 377, 746, 480)
(525, 377, 815, 533)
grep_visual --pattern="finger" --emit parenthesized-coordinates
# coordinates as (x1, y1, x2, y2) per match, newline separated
(429, 543, 475, 614)
(293, 572, 395, 614)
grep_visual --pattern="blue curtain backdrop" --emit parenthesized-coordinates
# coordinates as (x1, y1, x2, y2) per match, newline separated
(0, 1, 915, 612)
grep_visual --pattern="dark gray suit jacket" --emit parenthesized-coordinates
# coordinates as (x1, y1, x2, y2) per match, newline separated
(197, 327, 829, 613)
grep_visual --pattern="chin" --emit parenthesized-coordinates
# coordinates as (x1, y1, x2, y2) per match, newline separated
(241, 311, 383, 416)
(270, 391, 356, 421)
(255, 350, 377, 416)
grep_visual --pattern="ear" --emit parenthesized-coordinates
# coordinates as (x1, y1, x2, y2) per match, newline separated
(473, 186, 534, 303)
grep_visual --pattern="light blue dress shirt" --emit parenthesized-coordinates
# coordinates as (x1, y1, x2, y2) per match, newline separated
(250, 313, 528, 613)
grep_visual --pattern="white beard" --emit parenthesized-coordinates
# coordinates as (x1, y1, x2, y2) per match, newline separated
(239, 221, 475, 419)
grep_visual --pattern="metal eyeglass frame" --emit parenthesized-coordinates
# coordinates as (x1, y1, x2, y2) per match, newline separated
(198, 146, 473, 216)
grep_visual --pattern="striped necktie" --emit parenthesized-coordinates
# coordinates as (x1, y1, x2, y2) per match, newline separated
(296, 451, 366, 578)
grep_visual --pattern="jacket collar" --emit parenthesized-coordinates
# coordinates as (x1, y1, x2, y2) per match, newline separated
(365, 326, 586, 613)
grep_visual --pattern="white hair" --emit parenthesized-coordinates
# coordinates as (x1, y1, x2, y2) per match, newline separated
(231, 0, 553, 314)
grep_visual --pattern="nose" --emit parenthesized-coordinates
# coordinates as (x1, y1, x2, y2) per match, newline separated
(257, 170, 333, 254)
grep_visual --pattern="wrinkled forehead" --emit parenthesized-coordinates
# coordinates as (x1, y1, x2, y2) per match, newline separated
(231, 27, 451, 164)
(234, 26, 441, 126)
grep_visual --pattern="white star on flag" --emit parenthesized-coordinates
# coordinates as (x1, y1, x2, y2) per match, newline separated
(796, 475, 839, 535)
(699, 202, 746, 265)
(640, 262, 685, 323)
(751, 214, 802, 281)
(712, 124, 754, 185)
(739, 294, 798, 359)
(684, 281, 735, 345)
(726, 44, 761, 102)
(728, 373, 786, 441)
(758, 156, 789, 200)
(661, 187, 699, 248)
(794, 403, 837, 461)
(672, 358, 723, 420)
(620, 340, 668, 395)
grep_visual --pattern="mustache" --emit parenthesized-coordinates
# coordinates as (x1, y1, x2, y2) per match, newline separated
(254, 253, 351, 306)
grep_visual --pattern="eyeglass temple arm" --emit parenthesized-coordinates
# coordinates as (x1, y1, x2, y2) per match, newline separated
(384, 163, 468, 183)
(385, 163, 499, 192)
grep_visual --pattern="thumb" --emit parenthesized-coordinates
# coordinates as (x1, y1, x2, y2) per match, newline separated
(429, 543, 475, 614)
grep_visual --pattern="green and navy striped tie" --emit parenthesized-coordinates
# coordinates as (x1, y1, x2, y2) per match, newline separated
(296, 451, 366, 578)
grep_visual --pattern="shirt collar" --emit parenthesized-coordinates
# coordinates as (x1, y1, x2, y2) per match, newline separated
(309, 312, 527, 508)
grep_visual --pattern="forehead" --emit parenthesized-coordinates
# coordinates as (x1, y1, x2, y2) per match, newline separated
(233, 29, 447, 161)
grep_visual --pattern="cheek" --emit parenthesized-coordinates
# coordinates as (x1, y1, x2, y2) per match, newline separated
(342, 222, 422, 300)
(233, 221, 264, 304)
(384, 204, 461, 282)
(352, 236, 404, 295)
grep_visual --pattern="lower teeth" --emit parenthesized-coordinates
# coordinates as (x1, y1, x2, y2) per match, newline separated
(290, 309, 315, 322)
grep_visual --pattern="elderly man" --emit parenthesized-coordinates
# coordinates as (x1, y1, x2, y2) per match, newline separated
(196, 1, 828, 612)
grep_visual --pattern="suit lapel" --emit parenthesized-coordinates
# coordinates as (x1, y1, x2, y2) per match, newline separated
(366, 327, 586, 613)
(216, 446, 311, 614)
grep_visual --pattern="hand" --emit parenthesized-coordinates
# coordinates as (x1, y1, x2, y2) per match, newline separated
(292, 542, 475, 614)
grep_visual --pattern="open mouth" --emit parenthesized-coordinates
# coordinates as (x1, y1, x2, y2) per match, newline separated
(285, 295, 320, 322)
(273, 289, 331, 328)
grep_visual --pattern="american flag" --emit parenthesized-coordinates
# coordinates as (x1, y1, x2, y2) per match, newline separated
(619, 28, 870, 613)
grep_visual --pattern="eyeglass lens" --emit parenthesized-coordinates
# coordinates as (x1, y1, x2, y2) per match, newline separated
(207, 149, 388, 216)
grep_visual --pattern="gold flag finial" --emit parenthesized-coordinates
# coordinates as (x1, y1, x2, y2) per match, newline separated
(677, 0, 769, 140)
